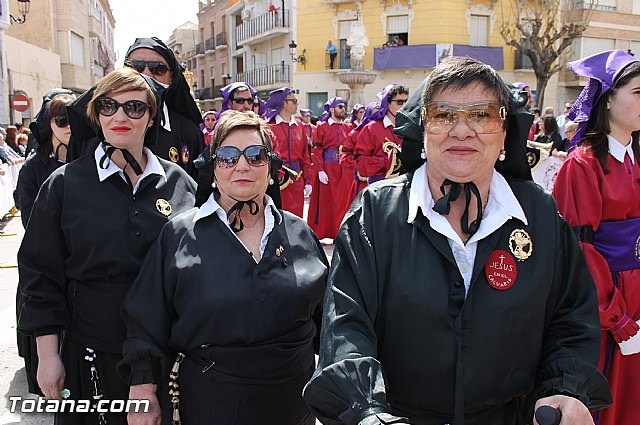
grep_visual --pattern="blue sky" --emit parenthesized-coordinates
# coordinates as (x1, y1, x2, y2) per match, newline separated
(109, 0, 199, 66)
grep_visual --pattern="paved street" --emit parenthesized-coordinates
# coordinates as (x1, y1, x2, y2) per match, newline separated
(0, 207, 331, 425)
(0, 213, 53, 424)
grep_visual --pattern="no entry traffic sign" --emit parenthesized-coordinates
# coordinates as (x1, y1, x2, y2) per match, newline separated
(11, 93, 30, 113)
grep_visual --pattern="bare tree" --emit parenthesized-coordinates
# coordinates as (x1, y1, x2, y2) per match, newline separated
(500, 0, 597, 109)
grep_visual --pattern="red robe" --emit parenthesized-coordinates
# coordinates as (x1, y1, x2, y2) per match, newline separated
(553, 147, 640, 425)
(269, 116, 312, 218)
(340, 127, 367, 208)
(308, 119, 351, 239)
(355, 118, 403, 181)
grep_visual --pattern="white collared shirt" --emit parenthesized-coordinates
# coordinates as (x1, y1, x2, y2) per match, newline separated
(328, 117, 343, 126)
(161, 103, 172, 132)
(193, 193, 283, 263)
(408, 163, 528, 296)
(382, 115, 394, 128)
(275, 114, 299, 126)
(94, 144, 167, 194)
(608, 134, 635, 164)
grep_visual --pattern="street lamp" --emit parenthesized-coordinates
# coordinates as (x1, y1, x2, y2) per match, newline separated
(289, 40, 307, 67)
(10, 0, 31, 24)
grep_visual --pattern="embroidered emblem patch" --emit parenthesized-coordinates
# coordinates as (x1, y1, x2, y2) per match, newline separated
(485, 250, 517, 291)
(168, 147, 179, 163)
(509, 229, 533, 261)
(156, 199, 172, 217)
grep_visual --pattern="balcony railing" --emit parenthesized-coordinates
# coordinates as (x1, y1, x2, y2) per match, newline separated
(373, 44, 504, 70)
(213, 85, 223, 98)
(196, 87, 212, 100)
(205, 38, 214, 52)
(196, 43, 204, 55)
(216, 32, 227, 48)
(237, 64, 291, 88)
(235, 9, 290, 45)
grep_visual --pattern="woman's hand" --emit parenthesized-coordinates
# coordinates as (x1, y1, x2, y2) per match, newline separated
(128, 384, 161, 425)
(36, 353, 65, 400)
(35, 334, 65, 400)
(534, 395, 594, 425)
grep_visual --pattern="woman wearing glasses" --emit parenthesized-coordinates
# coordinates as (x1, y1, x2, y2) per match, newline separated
(17, 67, 196, 425)
(354, 84, 408, 185)
(16, 93, 75, 228)
(120, 111, 328, 425)
(303, 57, 611, 424)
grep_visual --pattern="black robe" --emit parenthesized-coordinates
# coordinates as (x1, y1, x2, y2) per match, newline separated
(17, 153, 195, 424)
(119, 205, 328, 425)
(303, 172, 611, 425)
(15, 153, 63, 228)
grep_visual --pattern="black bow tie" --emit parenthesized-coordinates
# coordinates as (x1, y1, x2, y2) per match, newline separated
(432, 179, 484, 236)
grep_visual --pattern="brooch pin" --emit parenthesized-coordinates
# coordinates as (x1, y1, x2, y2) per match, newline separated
(156, 199, 172, 217)
(168, 147, 179, 163)
(509, 229, 533, 261)
(275, 245, 284, 257)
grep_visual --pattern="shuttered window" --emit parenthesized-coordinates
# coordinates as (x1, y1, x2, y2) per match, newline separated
(387, 15, 409, 34)
(469, 14, 489, 47)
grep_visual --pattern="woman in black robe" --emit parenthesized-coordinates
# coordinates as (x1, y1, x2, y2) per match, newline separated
(17, 67, 196, 425)
(120, 111, 328, 425)
(303, 57, 611, 425)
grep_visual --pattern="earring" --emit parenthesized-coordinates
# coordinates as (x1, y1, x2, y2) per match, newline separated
(269, 178, 275, 185)
(211, 180, 217, 189)
(420, 148, 427, 160)
(498, 149, 506, 162)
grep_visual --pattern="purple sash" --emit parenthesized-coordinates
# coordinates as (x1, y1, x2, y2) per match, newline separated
(367, 175, 385, 185)
(283, 161, 301, 172)
(594, 217, 640, 272)
(322, 148, 339, 163)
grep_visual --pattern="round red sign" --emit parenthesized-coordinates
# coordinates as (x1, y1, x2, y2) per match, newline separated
(11, 93, 30, 113)
(484, 250, 518, 291)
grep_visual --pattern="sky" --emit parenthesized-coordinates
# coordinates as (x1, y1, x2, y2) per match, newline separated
(109, 0, 199, 66)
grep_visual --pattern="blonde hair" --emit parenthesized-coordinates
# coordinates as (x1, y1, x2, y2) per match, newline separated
(211, 110, 273, 154)
(86, 68, 157, 126)
(565, 121, 578, 133)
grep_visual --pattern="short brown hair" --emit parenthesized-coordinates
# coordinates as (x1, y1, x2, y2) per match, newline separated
(86, 68, 157, 127)
(48, 94, 75, 119)
(211, 110, 273, 155)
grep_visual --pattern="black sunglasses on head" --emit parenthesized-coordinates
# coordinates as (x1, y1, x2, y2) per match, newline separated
(213, 145, 270, 168)
(125, 60, 170, 77)
(53, 116, 69, 128)
(96, 97, 151, 119)
(232, 98, 254, 105)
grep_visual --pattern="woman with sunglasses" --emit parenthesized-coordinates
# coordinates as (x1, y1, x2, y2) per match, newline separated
(304, 57, 611, 425)
(17, 67, 196, 425)
(354, 84, 408, 185)
(121, 111, 328, 425)
(124, 37, 204, 181)
(16, 93, 75, 229)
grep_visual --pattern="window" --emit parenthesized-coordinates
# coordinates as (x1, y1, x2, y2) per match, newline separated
(70, 32, 85, 67)
(580, 37, 615, 59)
(594, 0, 616, 11)
(308, 92, 328, 116)
(469, 14, 489, 47)
(338, 20, 356, 69)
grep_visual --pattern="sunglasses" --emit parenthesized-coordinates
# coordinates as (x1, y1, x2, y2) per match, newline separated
(125, 60, 170, 77)
(423, 101, 506, 135)
(284, 98, 298, 104)
(390, 99, 407, 106)
(213, 145, 270, 168)
(96, 97, 151, 119)
(53, 116, 69, 128)
(334, 104, 345, 109)
(232, 97, 254, 105)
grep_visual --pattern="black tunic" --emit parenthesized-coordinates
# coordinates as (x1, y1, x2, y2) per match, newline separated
(15, 153, 63, 228)
(120, 205, 328, 425)
(303, 172, 611, 425)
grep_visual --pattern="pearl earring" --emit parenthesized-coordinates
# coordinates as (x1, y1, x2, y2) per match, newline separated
(211, 181, 217, 189)
(498, 149, 506, 161)
(269, 178, 275, 185)
(420, 148, 426, 160)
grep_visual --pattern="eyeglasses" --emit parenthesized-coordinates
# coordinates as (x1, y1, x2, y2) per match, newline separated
(125, 60, 170, 77)
(96, 97, 151, 119)
(284, 98, 298, 104)
(213, 145, 270, 168)
(390, 99, 407, 106)
(422, 101, 506, 135)
(232, 97, 254, 105)
(53, 116, 69, 128)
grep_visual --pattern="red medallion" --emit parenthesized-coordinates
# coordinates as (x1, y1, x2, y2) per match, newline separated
(485, 250, 517, 291)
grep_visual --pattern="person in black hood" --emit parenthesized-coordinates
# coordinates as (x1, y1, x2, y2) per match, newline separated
(123, 37, 204, 181)
(303, 56, 611, 425)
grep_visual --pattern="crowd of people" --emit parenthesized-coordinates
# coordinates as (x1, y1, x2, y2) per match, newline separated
(8, 45, 640, 425)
